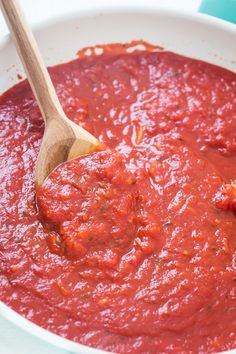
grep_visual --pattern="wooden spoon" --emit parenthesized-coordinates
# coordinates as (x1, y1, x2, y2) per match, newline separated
(1, 0, 101, 187)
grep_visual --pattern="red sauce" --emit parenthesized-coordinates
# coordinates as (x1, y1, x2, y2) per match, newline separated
(1, 43, 236, 353)
(37, 150, 139, 263)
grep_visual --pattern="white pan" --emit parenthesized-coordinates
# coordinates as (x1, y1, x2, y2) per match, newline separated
(0, 5, 235, 354)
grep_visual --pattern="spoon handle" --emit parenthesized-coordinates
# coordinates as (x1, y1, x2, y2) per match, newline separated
(0, 0, 64, 123)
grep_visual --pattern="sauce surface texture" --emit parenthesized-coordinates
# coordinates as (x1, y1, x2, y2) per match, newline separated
(1, 45, 236, 353)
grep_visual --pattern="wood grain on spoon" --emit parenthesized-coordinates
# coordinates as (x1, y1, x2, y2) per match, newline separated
(0, 0, 101, 187)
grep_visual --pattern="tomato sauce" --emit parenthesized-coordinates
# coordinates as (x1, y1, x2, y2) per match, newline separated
(0, 43, 236, 353)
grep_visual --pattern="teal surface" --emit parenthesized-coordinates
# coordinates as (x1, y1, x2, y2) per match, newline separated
(199, 0, 236, 24)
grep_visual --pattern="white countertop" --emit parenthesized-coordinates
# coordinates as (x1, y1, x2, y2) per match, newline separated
(0, 1, 201, 353)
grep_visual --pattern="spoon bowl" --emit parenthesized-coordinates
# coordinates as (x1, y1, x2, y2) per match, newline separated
(35, 112, 100, 186)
